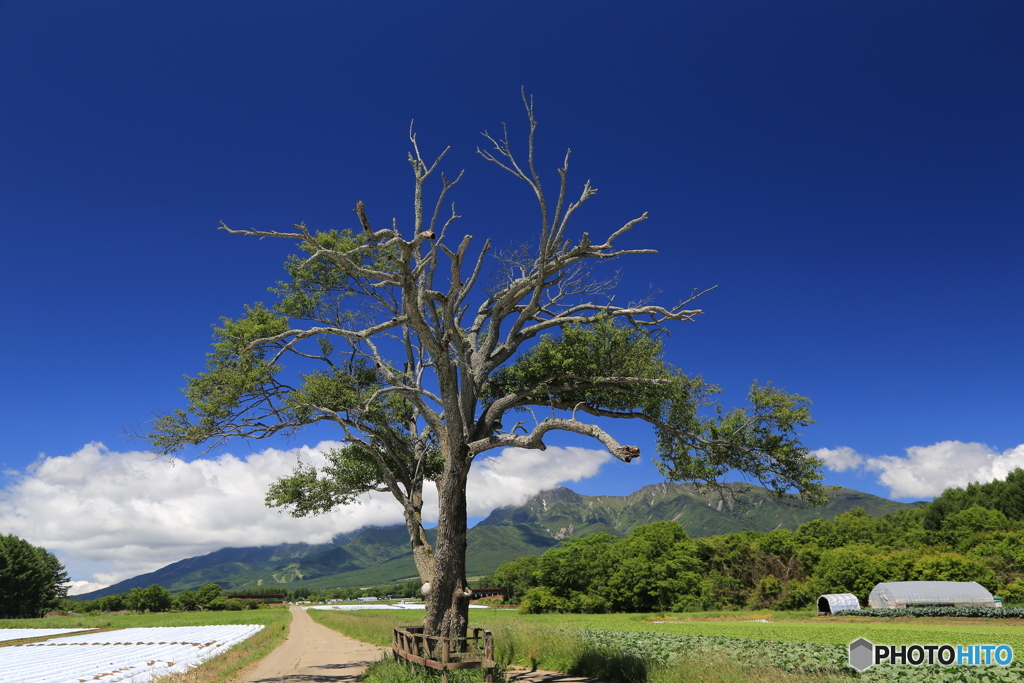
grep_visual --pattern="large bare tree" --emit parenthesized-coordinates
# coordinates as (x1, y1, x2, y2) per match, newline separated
(146, 96, 825, 639)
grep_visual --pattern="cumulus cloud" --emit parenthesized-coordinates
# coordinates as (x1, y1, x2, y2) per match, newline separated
(864, 441, 1024, 499)
(810, 446, 865, 472)
(811, 440, 1024, 500)
(0, 441, 611, 593)
(466, 446, 611, 516)
(65, 580, 110, 596)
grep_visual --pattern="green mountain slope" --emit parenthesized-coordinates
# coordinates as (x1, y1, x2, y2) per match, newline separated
(478, 482, 917, 540)
(72, 482, 919, 600)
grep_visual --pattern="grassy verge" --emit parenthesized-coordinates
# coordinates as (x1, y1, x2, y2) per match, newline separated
(306, 608, 402, 646)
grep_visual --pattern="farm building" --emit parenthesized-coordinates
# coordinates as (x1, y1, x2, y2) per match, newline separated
(817, 593, 860, 615)
(868, 581, 998, 609)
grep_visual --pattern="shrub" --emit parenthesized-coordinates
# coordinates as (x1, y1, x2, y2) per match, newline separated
(518, 587, 569, 614)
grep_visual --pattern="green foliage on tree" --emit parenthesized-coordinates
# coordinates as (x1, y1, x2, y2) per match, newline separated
(141, 96, 825, 637)
(0, 534, 69, 619)
(173, 588, 199, 611)
(125, 585, 174, 613)
(490, 555, 540, 604)
(100, 593, 126, 612)
(195, 582, 222, 608)
(925, 468, 1024, 530)
(65, 582, 238, 614)
(289, 586, 313, 601)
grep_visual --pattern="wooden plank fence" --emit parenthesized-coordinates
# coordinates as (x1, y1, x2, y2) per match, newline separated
(392, 626, 495, 683)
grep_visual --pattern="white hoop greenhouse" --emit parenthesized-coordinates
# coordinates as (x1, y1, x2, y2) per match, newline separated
(867, 581, 998, 609)
(817, 593, 861, 614)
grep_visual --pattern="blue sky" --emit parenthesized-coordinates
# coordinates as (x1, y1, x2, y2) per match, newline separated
(1, 1, 1022, 592)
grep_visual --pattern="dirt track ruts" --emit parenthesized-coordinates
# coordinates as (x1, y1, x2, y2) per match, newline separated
(236, 605, 385, 682)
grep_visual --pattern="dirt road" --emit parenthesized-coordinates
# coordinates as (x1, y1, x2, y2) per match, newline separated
(237, 605, 385, 682)
(235, 605, 603, 683)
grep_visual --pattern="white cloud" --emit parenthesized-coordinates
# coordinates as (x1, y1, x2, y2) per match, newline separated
(811, 446, 865, 472)
(0, 441, 611, 590)
(66, 580, 110, 597)
(466, 446, 611, 516)
(864, 441, 1024, 499)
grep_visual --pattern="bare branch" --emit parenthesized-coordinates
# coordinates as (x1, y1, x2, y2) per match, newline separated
(470, 417, 640, 461)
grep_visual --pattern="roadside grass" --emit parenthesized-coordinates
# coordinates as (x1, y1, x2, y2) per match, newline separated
(307, 608, 403, 646)
(0, 608, 292, 683)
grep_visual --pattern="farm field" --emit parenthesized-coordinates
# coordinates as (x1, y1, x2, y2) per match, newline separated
(0, 607, 290, 631)
(308, 605, 1024, 647)
(0, 624, 264, 683)
(310, 608, 1024, 682)
(0, 608, 291, 683)
(496, 612, 1024, 653)
(0, 628, 97, 643)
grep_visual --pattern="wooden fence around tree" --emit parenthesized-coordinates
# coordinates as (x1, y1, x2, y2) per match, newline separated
(392, 626, 495, 683)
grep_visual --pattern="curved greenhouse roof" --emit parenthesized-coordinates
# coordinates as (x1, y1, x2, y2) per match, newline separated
(817, 593, 860, 614)
(868, 581, 996, 609)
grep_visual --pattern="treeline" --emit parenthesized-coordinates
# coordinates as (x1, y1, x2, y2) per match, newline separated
(0, 534, 69, 618)
(289, 578, 422, 602)
(486, 469, 1024, 613)
(67, 578, 425, 613)
(66, 583, 266, 613)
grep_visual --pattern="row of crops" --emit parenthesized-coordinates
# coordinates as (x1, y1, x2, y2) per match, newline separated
(577, 628, 1023, 682)
(838, 606, 1024, 619)
(0, 624, 264, 683)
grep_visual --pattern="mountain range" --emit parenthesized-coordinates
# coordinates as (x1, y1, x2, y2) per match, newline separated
(72, 482, 919, 600)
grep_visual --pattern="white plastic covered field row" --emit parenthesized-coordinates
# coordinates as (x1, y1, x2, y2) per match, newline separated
(0, 629, 97, 644)
(0, 624, 263, 683)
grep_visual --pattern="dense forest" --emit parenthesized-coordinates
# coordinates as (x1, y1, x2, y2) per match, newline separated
(486, 469, 1024, 613)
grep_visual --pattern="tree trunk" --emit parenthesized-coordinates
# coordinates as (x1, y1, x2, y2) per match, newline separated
(402, 488, 434, 583)
(423, 450, 472, 639)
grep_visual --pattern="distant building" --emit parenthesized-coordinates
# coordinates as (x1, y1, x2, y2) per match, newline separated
(356, 596, 379, 601)
(470, 588, 503, 600)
